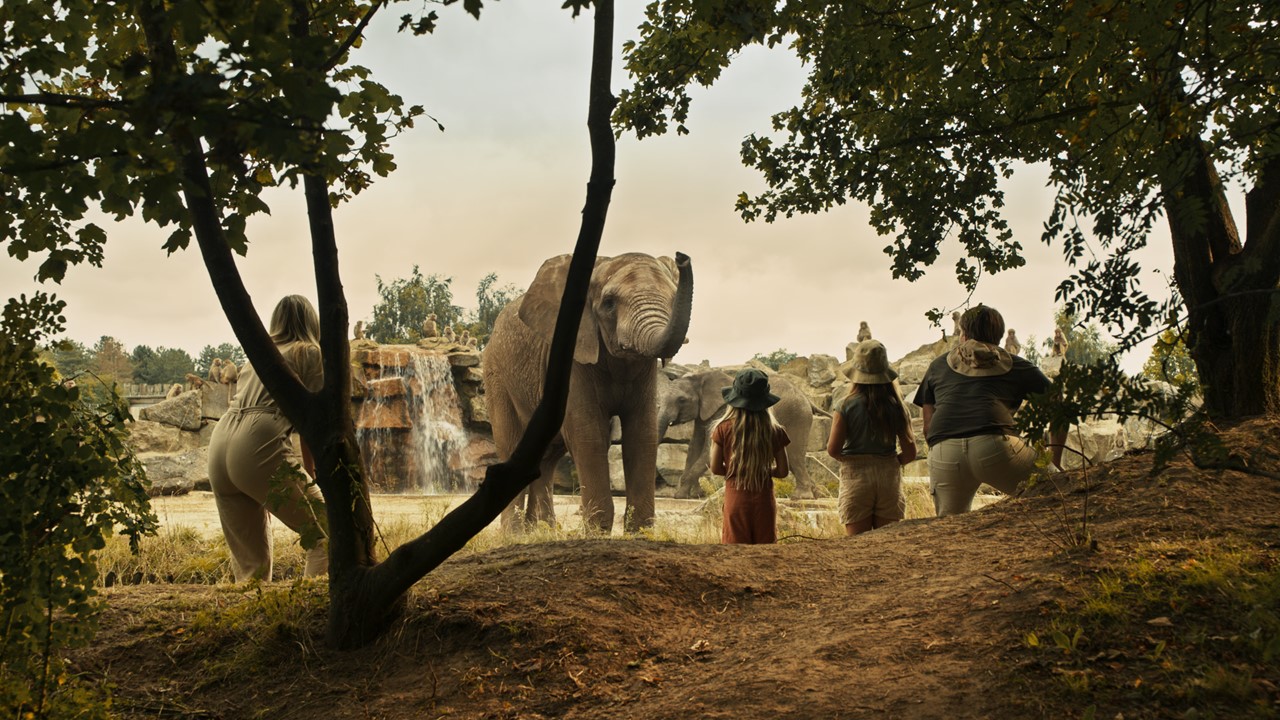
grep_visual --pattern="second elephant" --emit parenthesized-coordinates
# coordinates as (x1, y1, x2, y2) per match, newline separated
(657, 368, 823, 499)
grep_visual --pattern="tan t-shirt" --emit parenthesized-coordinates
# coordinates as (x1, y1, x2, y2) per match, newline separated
(230, 341, 324, 412)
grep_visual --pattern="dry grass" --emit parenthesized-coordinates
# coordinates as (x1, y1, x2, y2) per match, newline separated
(98, 480, 943, 586)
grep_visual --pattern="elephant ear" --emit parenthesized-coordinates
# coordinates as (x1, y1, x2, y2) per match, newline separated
(698, 370, 733, 421)
(516, 254, 603, 365)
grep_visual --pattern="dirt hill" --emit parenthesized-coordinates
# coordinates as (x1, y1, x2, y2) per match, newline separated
(76, 418, 1280, 719)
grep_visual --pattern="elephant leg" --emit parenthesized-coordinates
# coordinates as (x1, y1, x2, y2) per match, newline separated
(525, 443, 564, 527)
(676, 421, 710, 499)
(620, 408, 659, 532)
(503, 489, 526, 530)
(787, 445, 816, 499)
(487, 386, 530, 531)
(676, 455, 710, 498)
(563, 413, 614, 533)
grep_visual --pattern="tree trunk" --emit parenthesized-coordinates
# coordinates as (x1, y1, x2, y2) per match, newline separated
(1191, 291, 1280, 418)
(319, 431, 390, 647)
(1163, 138, 1280, 419)
(145, 0, 620, 649)
(320, 0, 619, 649)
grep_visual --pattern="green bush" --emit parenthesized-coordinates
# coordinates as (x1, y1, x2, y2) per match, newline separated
(0, 294, 157, 718)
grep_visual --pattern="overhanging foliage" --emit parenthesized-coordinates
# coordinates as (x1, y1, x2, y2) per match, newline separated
(616, 0, 1280, 418)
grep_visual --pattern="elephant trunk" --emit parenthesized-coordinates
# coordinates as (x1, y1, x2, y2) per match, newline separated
(653, 252, 693, 360)
(657, 409, 674, 443)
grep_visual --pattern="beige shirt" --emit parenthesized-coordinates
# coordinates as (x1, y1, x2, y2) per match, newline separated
(230, 341, 324, 413)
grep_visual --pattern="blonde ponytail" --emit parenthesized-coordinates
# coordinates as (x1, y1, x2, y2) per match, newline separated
(724, 406, 780, 492)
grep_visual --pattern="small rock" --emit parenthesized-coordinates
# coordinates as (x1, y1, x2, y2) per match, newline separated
(447, 351, 480, 368)
(141, 448, 209, 497)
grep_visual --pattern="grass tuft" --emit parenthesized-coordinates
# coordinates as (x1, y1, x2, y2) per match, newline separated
(183, 579, 329, 684)
(1020, 540, 1280, 718)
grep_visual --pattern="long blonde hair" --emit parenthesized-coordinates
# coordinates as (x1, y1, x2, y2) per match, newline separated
(269, 295, 320, 347)
(722, 406, 780, 492)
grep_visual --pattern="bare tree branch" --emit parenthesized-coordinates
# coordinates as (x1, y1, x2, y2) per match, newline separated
(323, 0, 386, 71)
(0, 92, 124, 109)
(136, 0, 314, 425)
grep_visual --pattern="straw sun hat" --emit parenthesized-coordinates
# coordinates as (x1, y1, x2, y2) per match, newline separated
(848, 340, 898, 385)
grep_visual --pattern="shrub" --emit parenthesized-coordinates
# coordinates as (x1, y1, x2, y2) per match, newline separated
(0, 294, 157, 718)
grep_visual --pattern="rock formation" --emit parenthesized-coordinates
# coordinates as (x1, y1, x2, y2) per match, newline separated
(124, 325, 1166, 506)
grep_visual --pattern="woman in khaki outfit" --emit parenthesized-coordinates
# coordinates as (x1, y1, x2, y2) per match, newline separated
(207, 295, 328, 581)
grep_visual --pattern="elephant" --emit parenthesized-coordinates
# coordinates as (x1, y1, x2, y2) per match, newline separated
(482, 251, 693, 532)
(657, 368, 823, 499)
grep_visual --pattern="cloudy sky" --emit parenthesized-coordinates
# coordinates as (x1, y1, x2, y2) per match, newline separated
(1, 3, 1177, 371)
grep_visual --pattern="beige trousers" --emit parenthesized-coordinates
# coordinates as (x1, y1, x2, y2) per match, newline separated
(837, 455, 905, 525)
(926, 434, 1038, 517)
(207, 408, 328, 582)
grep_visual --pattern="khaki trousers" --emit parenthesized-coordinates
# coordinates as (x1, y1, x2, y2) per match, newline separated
(208, 408, 328, 582)
(926, 434, 1038, 517)
(837, 455, 905, 525)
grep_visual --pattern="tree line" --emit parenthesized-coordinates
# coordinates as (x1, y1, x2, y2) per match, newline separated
(363, 269, 522, 347)
(44, 337, 245, 393)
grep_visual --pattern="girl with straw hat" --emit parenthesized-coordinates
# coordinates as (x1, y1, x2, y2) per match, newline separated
(827, 340, 917, 535)
(710, 369, 792, 544)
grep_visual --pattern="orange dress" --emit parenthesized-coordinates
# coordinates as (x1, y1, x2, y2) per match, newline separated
(711, 421, 791, 544)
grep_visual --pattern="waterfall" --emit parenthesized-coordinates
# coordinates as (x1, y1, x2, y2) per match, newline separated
(354, 347, 472, 494)
(410, 353, 471, 494)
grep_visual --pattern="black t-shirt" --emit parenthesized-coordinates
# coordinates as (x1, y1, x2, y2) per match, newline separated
(836, 393, 898, 457)
(911, 355, 1051, 446)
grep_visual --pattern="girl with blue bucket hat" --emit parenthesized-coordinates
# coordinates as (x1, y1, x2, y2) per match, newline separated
(710, 369, 792, 544)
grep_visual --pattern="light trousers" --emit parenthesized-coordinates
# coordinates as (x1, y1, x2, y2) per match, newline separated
(837, 455, 905, 525)
(208, 408, 328, 582)
(926, 434, 1038, 517)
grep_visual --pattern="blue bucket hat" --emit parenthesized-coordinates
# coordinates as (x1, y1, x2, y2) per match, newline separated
(722, 369, 781, 412)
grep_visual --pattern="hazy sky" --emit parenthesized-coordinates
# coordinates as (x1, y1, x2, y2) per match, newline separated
(1, 3, 1177, 371)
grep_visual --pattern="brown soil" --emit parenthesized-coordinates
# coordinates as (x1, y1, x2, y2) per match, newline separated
(75, 418, 1280, 719)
